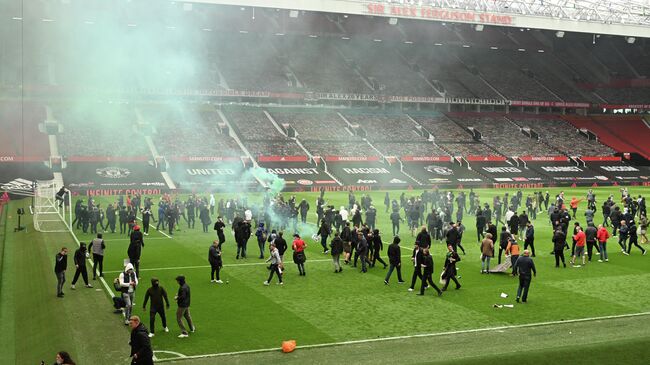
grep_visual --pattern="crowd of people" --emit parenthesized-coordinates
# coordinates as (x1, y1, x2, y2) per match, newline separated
(52, 186, 647, 364)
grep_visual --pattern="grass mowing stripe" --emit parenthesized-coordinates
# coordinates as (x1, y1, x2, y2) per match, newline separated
(154, 311, 650, 362)
(101, 253, 417, 274)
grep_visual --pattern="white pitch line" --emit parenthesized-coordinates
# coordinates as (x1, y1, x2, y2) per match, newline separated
(153, 310, 650, 363)
(67, 227, 116, 298)
(77, 236, 169, 242)
(102, 253, 416, 274)
(136, 216, 172, 239)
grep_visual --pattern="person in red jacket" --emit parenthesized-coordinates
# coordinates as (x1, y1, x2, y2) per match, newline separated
(292, 234, 307, 276)
(596, 224, 610, 262)
(571, 226, 586, 266)
(569, 197, 584, 219)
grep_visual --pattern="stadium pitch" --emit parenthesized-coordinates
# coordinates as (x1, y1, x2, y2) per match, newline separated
(1, 186, 650, 364)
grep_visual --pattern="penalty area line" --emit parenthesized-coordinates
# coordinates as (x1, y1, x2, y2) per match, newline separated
(153, 311, 650, 363)
(136, 216, 172, 239)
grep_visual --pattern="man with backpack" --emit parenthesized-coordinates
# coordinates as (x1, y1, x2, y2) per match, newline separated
(118, 263, 138, 325)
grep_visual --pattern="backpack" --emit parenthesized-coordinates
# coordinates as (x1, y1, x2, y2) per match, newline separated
(113, 277, 121, 292)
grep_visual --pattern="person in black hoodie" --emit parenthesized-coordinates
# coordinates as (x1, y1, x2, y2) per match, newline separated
(128, 225, 145, 278)
(330, 231, 344, 273)
(208, 240, 223, 283)
(418, 248, 443, 296)
(384, 236, 404, 284)
(408, 244, 424, 291)
(275, 231, 288, 260)
(175, 275, 194, 338)
(128, 315, 153, 365)
(142, 277, 170, 337)
(213, 216, 226, 249)
(234, 220, 251, 259)
(54, 247, 68, 297)
(371, 229, 388, 269)
(70, 243, 92, 289)
(415, 227, 431, 249)
(498, 226, 510, 265)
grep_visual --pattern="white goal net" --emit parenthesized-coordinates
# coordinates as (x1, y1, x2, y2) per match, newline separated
(33, 180, 72, 233)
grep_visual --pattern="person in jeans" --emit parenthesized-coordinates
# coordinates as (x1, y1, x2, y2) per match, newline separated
(330, 232, 344, 273)
(384, 236, 404, 285)
(480, 233, 494, 274)
(596, 224, 610, 262)
(175, 275, 194, 338)
(513, 250, 536, 303)
(90, 233, 105, 279)
(264, 243, 283, 285)
(54, 247, 68, 298)
(119, 263, 138, 325)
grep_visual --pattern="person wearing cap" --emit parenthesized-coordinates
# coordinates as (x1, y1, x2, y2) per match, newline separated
(175, 275, 194, 338)
(292, 234, 307, 276)
(70, 242, 92, 289)
(128, 225, 145, 278)
(142, 277, 170, 337)
(513, 249, 536, 303)
(119, 263, 138, 325)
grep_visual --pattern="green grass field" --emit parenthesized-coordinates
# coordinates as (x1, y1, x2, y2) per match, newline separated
(2, 186, 650, 364)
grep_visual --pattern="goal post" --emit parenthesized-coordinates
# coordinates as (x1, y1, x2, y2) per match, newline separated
(33, 180, 72, 233)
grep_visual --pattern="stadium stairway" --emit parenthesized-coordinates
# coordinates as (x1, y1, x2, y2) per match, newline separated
(563, 115, 649, 159)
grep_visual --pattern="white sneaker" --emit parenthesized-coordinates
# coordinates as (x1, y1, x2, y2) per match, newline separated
(277, 282, 284, 285)
(623, 252, 629, 256)
(148, 333, 155, 338)
(408, 288, 414, 292)
(178, 333, 189, 338)
(263, 281, 270, 286)
(211, 280, 216, 283)
(606, 259, 609, 262)
(216, 280, 223, 284)
(164, 327, 169, 333)
(71, 284, 76, 290)
(191, 326, 196, 333)
(598, 259, 603, 262)
(85, 284, 93, 288)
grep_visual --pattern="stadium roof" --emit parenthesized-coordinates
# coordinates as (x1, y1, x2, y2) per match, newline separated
(196, 0, 650, 38)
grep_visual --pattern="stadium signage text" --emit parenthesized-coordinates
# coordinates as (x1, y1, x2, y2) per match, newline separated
(366, 3, 514, 25)
(482, 167, 521, 173)
(342, 168, 390, 174)
(266, 168, 320, 175)
(0, 156, 15, 161)
(86, 188, 162, 196)
(186, 168, 235, 175)
(600, 166, 639, 172)
(541, 166, 583, 172)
